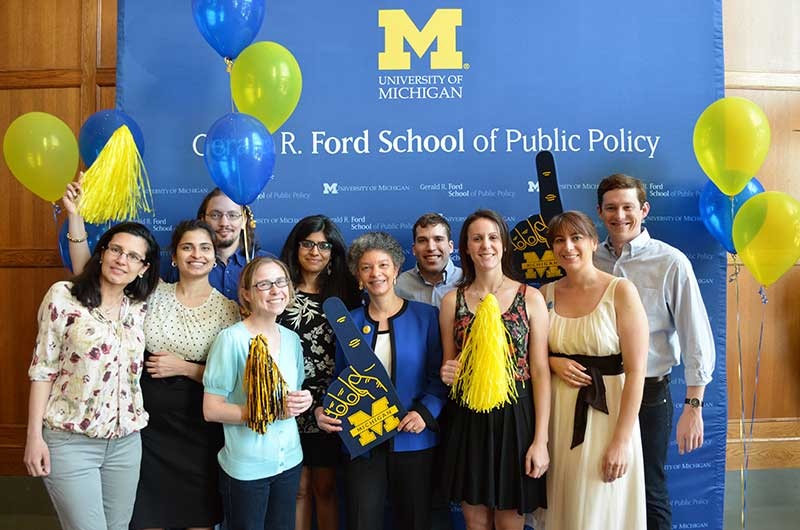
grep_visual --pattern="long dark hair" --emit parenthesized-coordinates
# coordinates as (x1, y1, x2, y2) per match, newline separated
(457, 209, 520, 288)
(70, 222, 160, 308)
(196, 187, 258, 252)
(280, 215, 360, 308)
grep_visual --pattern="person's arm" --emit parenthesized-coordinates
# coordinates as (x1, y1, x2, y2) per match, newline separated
(603, 278, 648, 483)
(540, 283, 593, 388)
(524, 286, 551, 479)
(203, 393, 247, 424)
(62, 181, 91, 275)
(23, 381, 54, 477)
(439, 289, 459, 385)
(146, 351, 205, 382)
(669, 257, 715, 455)
(202, 328, 246, 424)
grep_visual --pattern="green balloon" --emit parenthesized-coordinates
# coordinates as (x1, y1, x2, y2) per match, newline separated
(231, 41, 303, 134)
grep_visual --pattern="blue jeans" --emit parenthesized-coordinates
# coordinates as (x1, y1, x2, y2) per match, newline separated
(639, 377, 673, 530)
(218, 463, 302, 530)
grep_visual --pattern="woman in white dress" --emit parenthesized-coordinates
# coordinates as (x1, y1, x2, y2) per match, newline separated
(539, 211, 647, 530)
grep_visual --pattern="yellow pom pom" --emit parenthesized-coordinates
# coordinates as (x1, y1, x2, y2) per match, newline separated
(450, 293, 518, 412)
(243, 334, 289, 434)
(79, 125, 153, 223)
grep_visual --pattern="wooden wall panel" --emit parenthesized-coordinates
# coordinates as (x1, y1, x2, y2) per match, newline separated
(0, 0, 82, 71)
(723, 0, 800, 73)
(99, 0, 118, 69)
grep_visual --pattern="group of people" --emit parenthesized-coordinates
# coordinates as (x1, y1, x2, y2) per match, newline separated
(23, 172, 714, 530)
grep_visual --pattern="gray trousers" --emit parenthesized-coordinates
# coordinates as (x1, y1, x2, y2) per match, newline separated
(42, 428, 141, 530)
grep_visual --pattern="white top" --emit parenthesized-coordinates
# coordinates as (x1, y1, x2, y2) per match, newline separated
(374, 330, 393, 376)
(144, 281, 240, 361)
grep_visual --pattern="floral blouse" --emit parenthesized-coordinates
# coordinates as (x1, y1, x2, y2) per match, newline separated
(453, 284, 531, 381)
(277, 291, 336, 433)
(28, 281, 149, 438)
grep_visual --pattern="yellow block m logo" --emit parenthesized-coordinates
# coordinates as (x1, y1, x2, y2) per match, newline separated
(378, 9, 463, 70)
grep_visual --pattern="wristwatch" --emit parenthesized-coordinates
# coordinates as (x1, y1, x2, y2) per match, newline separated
(684, 397, 703, 408)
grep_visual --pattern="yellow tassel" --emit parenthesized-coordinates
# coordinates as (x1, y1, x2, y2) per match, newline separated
(243, 334, 289, 434)
(450, 293, 518, 412)
(79, 125, 153, 223)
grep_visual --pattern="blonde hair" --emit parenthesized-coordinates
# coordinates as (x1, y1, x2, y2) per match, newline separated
(238, 257, 295, 313)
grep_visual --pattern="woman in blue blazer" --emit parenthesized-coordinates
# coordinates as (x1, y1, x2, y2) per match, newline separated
(316, 231, 446, 530)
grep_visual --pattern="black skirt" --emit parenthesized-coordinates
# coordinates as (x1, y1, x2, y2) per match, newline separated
(441, 380, 547, 514)
(130, 358, 224, 529)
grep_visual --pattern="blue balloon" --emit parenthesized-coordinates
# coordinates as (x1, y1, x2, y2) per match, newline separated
(191, 0, 265, 60)
(699, 177, 765, 253)
(58, 221, 109, 272)
(204, 112, 275, 205)
(79, 110, 145, 167)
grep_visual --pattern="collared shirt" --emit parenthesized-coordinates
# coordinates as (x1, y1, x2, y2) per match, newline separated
(164, 247, 273, 303)
(594, 229, 715, 386)
(204, 321, 304, 481)
(29, 282, 149, 439)
(395, 259, 463, 308)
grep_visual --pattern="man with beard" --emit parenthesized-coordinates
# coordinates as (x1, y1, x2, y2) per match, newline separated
(165, 188, 271, 302)
(395, 213, 462, 308)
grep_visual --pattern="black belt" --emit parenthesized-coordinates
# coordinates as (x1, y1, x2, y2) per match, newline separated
(645, 374, 669, 384)
(550, 352, 623, 449)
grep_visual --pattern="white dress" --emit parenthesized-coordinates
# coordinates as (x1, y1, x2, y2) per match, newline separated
(542, 277, 645, 530)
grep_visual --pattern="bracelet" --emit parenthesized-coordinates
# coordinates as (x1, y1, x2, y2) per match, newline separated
(66, 232, 88, 243)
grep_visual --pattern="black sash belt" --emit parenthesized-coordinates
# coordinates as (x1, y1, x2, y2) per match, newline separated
(550, 352, 624, 449)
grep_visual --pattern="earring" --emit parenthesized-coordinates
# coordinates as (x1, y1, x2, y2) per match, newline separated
(99, 258, 103, 264)
(326, 263, 332, 276)
(213, 262, 218, 268)
(393, 277, 397, 286)
(138, 272, 145, 278)
(358, 281, 364, 290)
(171, 260, 176, 267)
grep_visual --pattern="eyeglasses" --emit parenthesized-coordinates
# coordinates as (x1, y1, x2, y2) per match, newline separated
(105, 244, 146, 265)
(299, 240, 333, 252)
(205, 210, 243, 221)
(252, 277, 290, 291)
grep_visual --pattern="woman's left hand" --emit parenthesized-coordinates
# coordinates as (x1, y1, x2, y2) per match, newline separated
(601, 438, 630, 482)
(146, 351, 186, 378)
(525, 440, 549, 478)
(397, 411, 426, 434)
(286, 390, 313, 417)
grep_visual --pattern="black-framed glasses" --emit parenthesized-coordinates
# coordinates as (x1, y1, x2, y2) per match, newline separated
(299, 240, 333, 252)
(252, 277, 290, 291)
(105, 244, 146, 265)
(205, 210, 243, 221)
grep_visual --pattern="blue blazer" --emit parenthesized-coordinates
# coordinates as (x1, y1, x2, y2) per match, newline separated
(334, 299, 447, 453)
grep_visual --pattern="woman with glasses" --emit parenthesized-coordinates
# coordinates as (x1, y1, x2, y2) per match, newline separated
(278, 215, 360, 530)
(24, 222, 160, 530)
(59, 185, 241, 529)
(316, 232, 446, 530)
(204, 257, 313, 530)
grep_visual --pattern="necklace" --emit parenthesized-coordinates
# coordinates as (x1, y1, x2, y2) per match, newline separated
(99, 294, 125, 318)
(475, 277, 505, 301)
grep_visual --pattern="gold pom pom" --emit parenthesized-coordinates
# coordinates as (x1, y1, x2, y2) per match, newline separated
(450, 293, 518, 412)
(243, 334, 289, 434)
(79, 125, 153, 223)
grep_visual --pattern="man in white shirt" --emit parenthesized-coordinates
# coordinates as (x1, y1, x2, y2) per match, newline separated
(594, 174, 715, 530)
(395, 213, 463, 308)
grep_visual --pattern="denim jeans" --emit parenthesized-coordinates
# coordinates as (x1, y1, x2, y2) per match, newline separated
(639, 377, 673, 530)
(218, 463, 302, 530)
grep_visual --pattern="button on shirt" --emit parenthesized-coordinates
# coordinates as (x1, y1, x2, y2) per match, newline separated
(593, 229, 715, 386)
(395, 259, 463, 308)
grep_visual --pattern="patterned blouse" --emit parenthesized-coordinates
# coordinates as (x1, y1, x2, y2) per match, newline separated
(453, 283, 531, 381)
(28, 281, 149, 439)
(277, 291, 335, 433)
(144, 281, 239, 361)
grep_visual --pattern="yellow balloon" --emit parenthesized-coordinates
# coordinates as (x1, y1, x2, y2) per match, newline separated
(693, 97, 771, 196)
(732, 191, 800, 287)
(3, 112, 78, 202)
(231, 41, 303, 134)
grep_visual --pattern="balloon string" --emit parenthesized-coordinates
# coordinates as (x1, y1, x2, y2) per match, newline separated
(52, 202, 61, 255)
(731, 259, 747, 530)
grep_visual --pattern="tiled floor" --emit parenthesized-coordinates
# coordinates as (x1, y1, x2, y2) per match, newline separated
(0, 469, 797, 529)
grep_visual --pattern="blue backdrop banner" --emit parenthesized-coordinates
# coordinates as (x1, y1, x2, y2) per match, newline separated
(118, 1, 726, 528)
